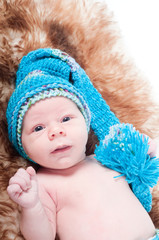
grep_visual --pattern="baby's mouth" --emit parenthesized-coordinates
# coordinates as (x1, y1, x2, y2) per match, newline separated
(51, 146, 72, 154)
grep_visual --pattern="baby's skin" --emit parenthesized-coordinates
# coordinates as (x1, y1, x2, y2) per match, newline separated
(7, 97, 157, 240)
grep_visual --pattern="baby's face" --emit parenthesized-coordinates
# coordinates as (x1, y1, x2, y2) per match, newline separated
(22, 97, 88, 169)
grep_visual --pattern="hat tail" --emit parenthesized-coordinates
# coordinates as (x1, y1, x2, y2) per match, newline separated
(72, 68, 120, 140)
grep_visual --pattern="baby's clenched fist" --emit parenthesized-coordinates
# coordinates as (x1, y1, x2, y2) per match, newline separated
(7, 167, 39, 209)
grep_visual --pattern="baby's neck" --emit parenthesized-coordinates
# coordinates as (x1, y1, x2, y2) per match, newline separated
(39, 155, 92, 175)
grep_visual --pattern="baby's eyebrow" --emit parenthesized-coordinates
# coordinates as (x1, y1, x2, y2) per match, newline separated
(23, 117, 42, 129)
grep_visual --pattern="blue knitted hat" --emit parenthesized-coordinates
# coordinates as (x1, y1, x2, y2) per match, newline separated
(6, 48, 120, 161)
(6, 49, 91, 161)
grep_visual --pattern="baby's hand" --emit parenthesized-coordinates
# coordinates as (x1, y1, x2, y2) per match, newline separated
(143, 135, 157, 158)
(7, 167, 39, 209)
(147, 137, 157, 158)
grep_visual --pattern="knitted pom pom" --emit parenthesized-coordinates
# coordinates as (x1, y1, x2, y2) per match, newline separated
(95, 123, 159, 212)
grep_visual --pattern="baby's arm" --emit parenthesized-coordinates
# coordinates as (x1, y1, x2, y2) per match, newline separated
(7, 167, 56, 240)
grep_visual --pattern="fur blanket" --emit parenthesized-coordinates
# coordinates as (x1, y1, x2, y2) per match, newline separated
(0, 0, 159, 239)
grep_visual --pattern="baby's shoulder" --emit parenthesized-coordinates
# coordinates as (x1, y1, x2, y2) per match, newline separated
(36, 168, 59, 204)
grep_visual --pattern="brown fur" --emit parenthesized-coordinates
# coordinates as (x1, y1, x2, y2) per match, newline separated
(0, 0, 159, 238)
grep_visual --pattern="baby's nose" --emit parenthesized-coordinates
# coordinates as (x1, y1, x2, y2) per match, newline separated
(48, 125, 66, 140)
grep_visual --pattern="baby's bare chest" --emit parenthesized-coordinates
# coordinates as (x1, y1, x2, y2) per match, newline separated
(56, 161, 119, 209)
(44, 160, 155, 240)
(55, 163, 121, 239)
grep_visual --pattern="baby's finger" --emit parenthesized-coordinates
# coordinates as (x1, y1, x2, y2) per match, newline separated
(7, 184, 22, 199)
(26, 167, 38, 191)
(26, 166, 36, 177)
(9, 175, 30, 191)
(15, 168, 31, 188)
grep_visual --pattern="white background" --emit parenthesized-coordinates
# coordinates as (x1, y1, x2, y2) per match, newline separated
(104, 0, 159, 103)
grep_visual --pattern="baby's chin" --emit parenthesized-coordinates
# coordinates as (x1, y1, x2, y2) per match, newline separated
(37, 157, 86, 171)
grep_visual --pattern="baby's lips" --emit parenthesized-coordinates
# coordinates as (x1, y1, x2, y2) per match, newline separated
(51, 145, 72, 154)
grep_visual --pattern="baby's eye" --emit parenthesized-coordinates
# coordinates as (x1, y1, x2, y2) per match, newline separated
(62, 117, 71, 122)
(34, 125, 44, 132)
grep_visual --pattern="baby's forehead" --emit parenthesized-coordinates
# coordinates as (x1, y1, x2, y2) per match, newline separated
(23, 96, 80, 119)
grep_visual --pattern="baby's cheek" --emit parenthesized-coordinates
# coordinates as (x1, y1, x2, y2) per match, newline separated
(22, 137, 38, 159)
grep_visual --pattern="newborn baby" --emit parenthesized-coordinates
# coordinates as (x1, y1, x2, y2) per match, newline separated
(6, 48, 159, 240)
